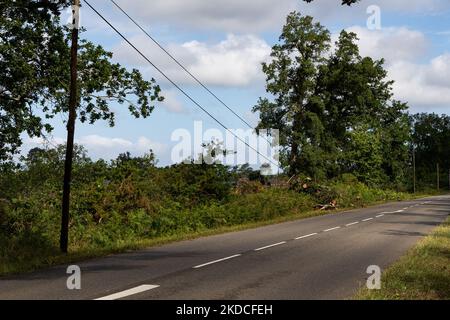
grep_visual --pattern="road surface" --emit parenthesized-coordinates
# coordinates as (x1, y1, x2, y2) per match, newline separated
(0, 195, 449, 300)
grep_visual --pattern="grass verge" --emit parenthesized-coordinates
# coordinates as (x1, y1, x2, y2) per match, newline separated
(356, 216, 450, 300)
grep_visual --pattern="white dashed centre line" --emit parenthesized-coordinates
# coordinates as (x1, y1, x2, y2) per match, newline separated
(375, 214, 384, 218)
(323, 226, 341, 232)
(295, 233, 318, 240)
(362, 218, 373, 222)
(193, 254, 242, 269)
(346, 221, 359, 227)
(254, 241, 287, 251)
(95, 285, 159, 300)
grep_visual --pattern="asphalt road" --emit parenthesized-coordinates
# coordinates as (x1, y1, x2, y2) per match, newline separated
(0, 195, 449, 300)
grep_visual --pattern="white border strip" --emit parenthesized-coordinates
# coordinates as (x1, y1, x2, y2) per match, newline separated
(193, 254, 242, 269)
(323, 226, 341, 232)
(254, 241, 287, 251)
(95, 284, 159, 300)
(295, 233, 318, 240)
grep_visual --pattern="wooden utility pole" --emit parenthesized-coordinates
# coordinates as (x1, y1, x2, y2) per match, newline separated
(437, 163, 440, 192)
(412, 145, 416, 194)
(60, 0, 80, 253)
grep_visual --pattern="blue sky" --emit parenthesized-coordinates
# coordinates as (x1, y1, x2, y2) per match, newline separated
(25, 0, 450, 166)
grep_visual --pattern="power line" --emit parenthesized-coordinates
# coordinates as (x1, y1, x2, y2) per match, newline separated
(109, 0, 256, 132)
(83, 0, 280, 169)
(111, 0, 274, 154)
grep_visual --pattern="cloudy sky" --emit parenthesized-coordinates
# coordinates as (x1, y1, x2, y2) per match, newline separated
(25, 0, 450, 165)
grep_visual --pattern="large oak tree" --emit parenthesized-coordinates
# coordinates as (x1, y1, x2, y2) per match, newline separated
(254, 12, 410, 186)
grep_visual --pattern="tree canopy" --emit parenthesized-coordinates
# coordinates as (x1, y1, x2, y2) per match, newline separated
(254, 12, 410, 186)
(0, 0, 163, 164)
(411, 113, 450, 188)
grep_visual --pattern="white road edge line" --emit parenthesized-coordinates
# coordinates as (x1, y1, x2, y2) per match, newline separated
(295, 233, 318, 240)
(193, 254, 242, 269)
(346, 222, 359, 226)
(254, 241, 287, 251)
(95, 285, 159, 300)
(395, 209, 404, 213)
(362, 218, 373, 222)
(375, 214, 384, 218)
(323, 226, 341, 232)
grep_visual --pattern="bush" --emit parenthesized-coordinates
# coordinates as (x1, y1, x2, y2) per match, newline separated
(234, 178, 264, 195)
(289, 175, 339, 205)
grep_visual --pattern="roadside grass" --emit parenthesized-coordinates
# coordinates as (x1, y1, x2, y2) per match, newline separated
(356, 216, 450, 300)
(0, 187, 438, 277)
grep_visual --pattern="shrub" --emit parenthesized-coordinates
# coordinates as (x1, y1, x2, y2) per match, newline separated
(234, 178, 264, 195)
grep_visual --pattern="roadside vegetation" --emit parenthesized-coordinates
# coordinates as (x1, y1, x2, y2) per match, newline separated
(0, 145, 437, 275)
(356, 217, 450, 300)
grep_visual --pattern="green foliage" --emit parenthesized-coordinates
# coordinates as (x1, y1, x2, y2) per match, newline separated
(0, 0, 163, 165)
(159, 162, 233, 206)
(411, 113, 450, 189)
(343, 127, 385, 186)
(254, 14, 410, 187)
(234, 179, 265, 195)
(253, 13, 331, 176)
(331, 178, 408, 208)
(0, 1, 69, 162)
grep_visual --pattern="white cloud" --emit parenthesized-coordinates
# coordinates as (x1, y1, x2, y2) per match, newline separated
(113, 33, 271, 87)
(111, 0, 298, 32)
(426, 54, 450, 87)
(135, 136, 167, 154)
(160, 89, 186, 113)
(78, 135, 133, 149)
(107, 0, 450, 33)
(25, 136, 65, 147)
(22, 135, 168, 160)
(388, 54, 450, 108)
(78, 135, 167, 156)
(343, 26, 428, 64)
(329, 26, 450, 109)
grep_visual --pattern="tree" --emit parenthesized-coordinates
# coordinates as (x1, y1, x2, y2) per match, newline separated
(1, 1, 163, 164)
(253, 12, 331, 176)
(319, 31, 409, 184)
(254, 14, 410, 186)
(2, 0, 163, 252)
(0, 1, 70, 162)
(411, 113, 450, 188)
